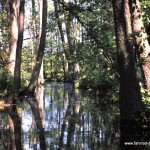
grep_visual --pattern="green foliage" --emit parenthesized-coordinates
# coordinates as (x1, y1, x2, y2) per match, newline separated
(21, 71, 32, 88)
(20, 47, 33, 88)
(140, 0, 150, 25)
(44, 50, 65, 81)
(141, 89, 150, 108)
(2, 0, 149, 104)
(0, 68, 13, 95)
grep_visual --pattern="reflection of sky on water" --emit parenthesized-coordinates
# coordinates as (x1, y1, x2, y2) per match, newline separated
(22, 112, 32, 133)
(0, 82, 119, 149)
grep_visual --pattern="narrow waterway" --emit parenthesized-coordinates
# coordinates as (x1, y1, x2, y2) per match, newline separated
(0, 82, 120, 150)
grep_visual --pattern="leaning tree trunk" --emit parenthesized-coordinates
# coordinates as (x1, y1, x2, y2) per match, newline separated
(19, 1, 47, 149)
(131, 0, 150, 90)
(27, 0, 47, 92)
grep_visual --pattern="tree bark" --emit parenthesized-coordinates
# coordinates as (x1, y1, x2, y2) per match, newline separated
(54, 0, 70, 81)
(7, 0, 19, 75)
(65, 10, 76, 81)
(14, 0, 25, 92)
(4, 1, 24, 149)
(131, 0, 150, 90)
(53, 0, 65, 48)
(112, 0, 145, 148)
(19, 1, 47, 149)
(27, 0, 47, 92)
(38, 0, 44, 85)
(112, 0, 143, 120)
(141, 57, 150, 90)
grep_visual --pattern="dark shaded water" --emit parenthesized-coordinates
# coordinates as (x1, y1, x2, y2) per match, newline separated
(0, 82, 120, 150)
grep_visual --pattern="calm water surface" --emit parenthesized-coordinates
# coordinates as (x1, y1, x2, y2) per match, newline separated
(0, 82, 120, 150)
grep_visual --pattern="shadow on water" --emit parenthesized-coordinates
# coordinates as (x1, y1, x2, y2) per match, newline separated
(120, 110, 150, 150)
(0, 82, 121, 149)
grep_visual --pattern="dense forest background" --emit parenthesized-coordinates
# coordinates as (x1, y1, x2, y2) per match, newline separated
(0, 0, 149, 98)
(0, 0, 150, 149)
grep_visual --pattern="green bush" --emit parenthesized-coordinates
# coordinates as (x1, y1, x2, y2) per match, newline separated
(0, 69, 13, 94)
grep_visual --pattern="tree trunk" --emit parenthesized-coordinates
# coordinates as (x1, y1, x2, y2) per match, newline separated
(7, 0, 19, 75)
(112, 0, 143, 120)
(54, 0, 64, 42)
(65, 11, 75, 81)
(20, 1, 47, 149)
(37, 0, 44, 85)
(54, 0, 69, 81)
(4, 1, 25, 149)
(14, 0, 25, 92)
(131, 0, 150, 90)
(27, 0, 47, 92)
(141, 57, 150, 90)
(112, 0, 145, 148)
(73, 18, 81, 80)
(31, 0, 36, 70)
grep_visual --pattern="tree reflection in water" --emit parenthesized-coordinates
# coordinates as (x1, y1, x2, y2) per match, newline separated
(44, 82, 120, 149)
(0, 82, 120, 149)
